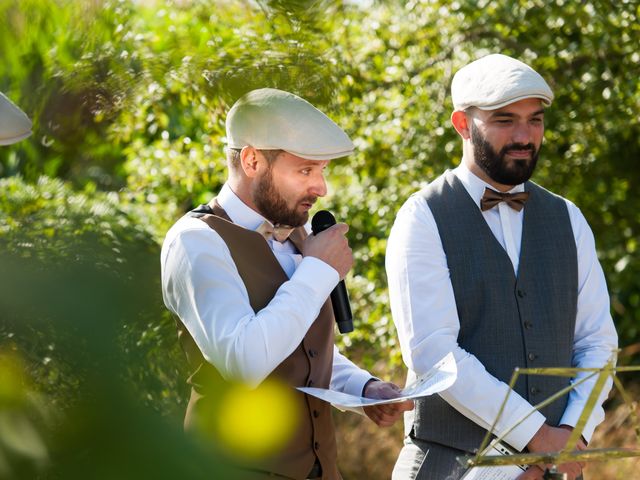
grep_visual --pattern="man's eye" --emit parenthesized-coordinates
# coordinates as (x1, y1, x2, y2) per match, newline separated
(301, 169, 311, 175)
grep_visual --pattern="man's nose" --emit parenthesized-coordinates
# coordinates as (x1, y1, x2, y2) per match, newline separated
(310, 174, 327, 197)
(512, 122, 532, 144)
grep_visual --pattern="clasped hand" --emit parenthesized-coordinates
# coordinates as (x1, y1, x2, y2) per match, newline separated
(516, 424, 587, 480)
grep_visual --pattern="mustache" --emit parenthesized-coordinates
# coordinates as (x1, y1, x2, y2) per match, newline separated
(501, 143, 535, 154)
(299, 196, 317, 204)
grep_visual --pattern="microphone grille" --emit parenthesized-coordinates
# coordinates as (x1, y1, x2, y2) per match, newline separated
(311, 210, 336, 234)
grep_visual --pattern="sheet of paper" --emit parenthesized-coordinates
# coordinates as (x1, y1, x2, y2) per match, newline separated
(460, 442, 527, 480)
(297, 352, 457, 408)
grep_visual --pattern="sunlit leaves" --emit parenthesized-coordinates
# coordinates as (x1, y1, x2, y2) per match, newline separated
(0, 5, 638, 466)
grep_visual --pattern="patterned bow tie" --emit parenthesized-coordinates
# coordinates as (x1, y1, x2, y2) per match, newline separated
(256, 220, 295, 243)
(480, 187, 530, 212)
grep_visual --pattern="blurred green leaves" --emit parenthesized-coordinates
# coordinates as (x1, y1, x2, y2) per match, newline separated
(0, 175, 243, 478)
(0, 0, 638, 477)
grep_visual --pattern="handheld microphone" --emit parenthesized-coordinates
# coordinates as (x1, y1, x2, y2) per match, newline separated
(311, 210, 354, 334)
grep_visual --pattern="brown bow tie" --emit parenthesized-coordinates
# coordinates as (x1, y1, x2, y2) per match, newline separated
(256, 220, 295, 243)
(480, 188, 530, 212)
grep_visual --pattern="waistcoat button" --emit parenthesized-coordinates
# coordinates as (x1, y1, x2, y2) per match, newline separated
(528, 352, 537, 361)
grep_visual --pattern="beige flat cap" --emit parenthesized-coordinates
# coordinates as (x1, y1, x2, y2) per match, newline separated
(0, 91, 32, 145)
(451, 54, 553, 111)
(226, 88, 354, 160)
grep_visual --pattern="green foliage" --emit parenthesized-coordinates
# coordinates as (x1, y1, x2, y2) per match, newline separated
(0, 174, 186, 411)
(0, 176, 240, 478)
(1, 0, 639, 476)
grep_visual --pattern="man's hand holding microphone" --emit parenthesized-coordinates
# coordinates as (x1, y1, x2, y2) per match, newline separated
(303, 211, 414, 426)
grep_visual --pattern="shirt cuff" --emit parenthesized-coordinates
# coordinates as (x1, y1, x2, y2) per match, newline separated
(341, 370, 376, 398)
(501, 406, 547, 452)
(559, 403, 603, 443)
(291, 256, 339, 303)
(361, 377, 381, 397)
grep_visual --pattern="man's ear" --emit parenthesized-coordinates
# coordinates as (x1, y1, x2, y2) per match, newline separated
(240, 146, 260, 178)
(451, 110, 472, 140)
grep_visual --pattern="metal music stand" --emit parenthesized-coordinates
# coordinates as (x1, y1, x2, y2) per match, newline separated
(457, 353, 640, 478)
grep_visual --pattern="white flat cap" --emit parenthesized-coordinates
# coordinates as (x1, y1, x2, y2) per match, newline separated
(0, 91, 32, 145)
(451, 54, 553, 111)
(226, 88, 354, 160)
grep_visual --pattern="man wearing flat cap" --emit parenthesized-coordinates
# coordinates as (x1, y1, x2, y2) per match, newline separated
(161, 88, 412, 479)
(387, 54, 617, 479)
(0, 91, 32, 146)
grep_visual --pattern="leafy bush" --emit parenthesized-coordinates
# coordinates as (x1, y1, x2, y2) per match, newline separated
(1, 1, 638, 477)
(0, 174, 185, 412)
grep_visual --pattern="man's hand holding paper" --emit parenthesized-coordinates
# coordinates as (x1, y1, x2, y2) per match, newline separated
(362, 380, 415, 427)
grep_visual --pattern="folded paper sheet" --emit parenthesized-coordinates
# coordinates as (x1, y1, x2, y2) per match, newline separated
(297, 352, 457, 409)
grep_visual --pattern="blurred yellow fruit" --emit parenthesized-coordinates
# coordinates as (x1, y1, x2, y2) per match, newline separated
(216, 379, 300, 459)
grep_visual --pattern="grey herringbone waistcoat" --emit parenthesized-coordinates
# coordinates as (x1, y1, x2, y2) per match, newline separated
(413, 170, 578, 453)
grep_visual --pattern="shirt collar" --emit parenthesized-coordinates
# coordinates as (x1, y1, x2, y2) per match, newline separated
(216, 182, 266, 232)
(453, 161, 525, 209)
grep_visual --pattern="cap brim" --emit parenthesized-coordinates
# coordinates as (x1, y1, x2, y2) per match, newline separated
(472, 94, 552, 111)
(226, 142, 354, 161)
(0, 129, 32, 146)
(283, 148, 354, 161)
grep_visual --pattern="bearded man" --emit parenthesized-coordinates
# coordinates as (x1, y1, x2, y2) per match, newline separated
(161, 88, 412, 480)
(386, 54, 617, 480)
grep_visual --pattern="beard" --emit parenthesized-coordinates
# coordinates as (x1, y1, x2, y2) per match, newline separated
(253, 167, 314, 227)
(471, 124, 539, 185)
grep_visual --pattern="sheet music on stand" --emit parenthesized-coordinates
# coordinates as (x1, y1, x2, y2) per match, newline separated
(460, 442, 526, 480)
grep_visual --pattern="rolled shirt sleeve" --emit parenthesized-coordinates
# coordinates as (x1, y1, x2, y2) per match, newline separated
(162, 216, 376, 392)
(161, 217, 339, 387)
(559, 202, 618, 442)
(330, 346, 374, 396)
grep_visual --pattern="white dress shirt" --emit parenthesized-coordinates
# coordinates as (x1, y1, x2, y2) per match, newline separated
(161, 183, 372, 394)
(386, 162, 618, 451)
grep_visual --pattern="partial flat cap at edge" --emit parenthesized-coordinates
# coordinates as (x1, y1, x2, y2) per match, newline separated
(451, 54, 554, 111)
(0, 91, 32, 146)
(226, 88, 354, 160)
